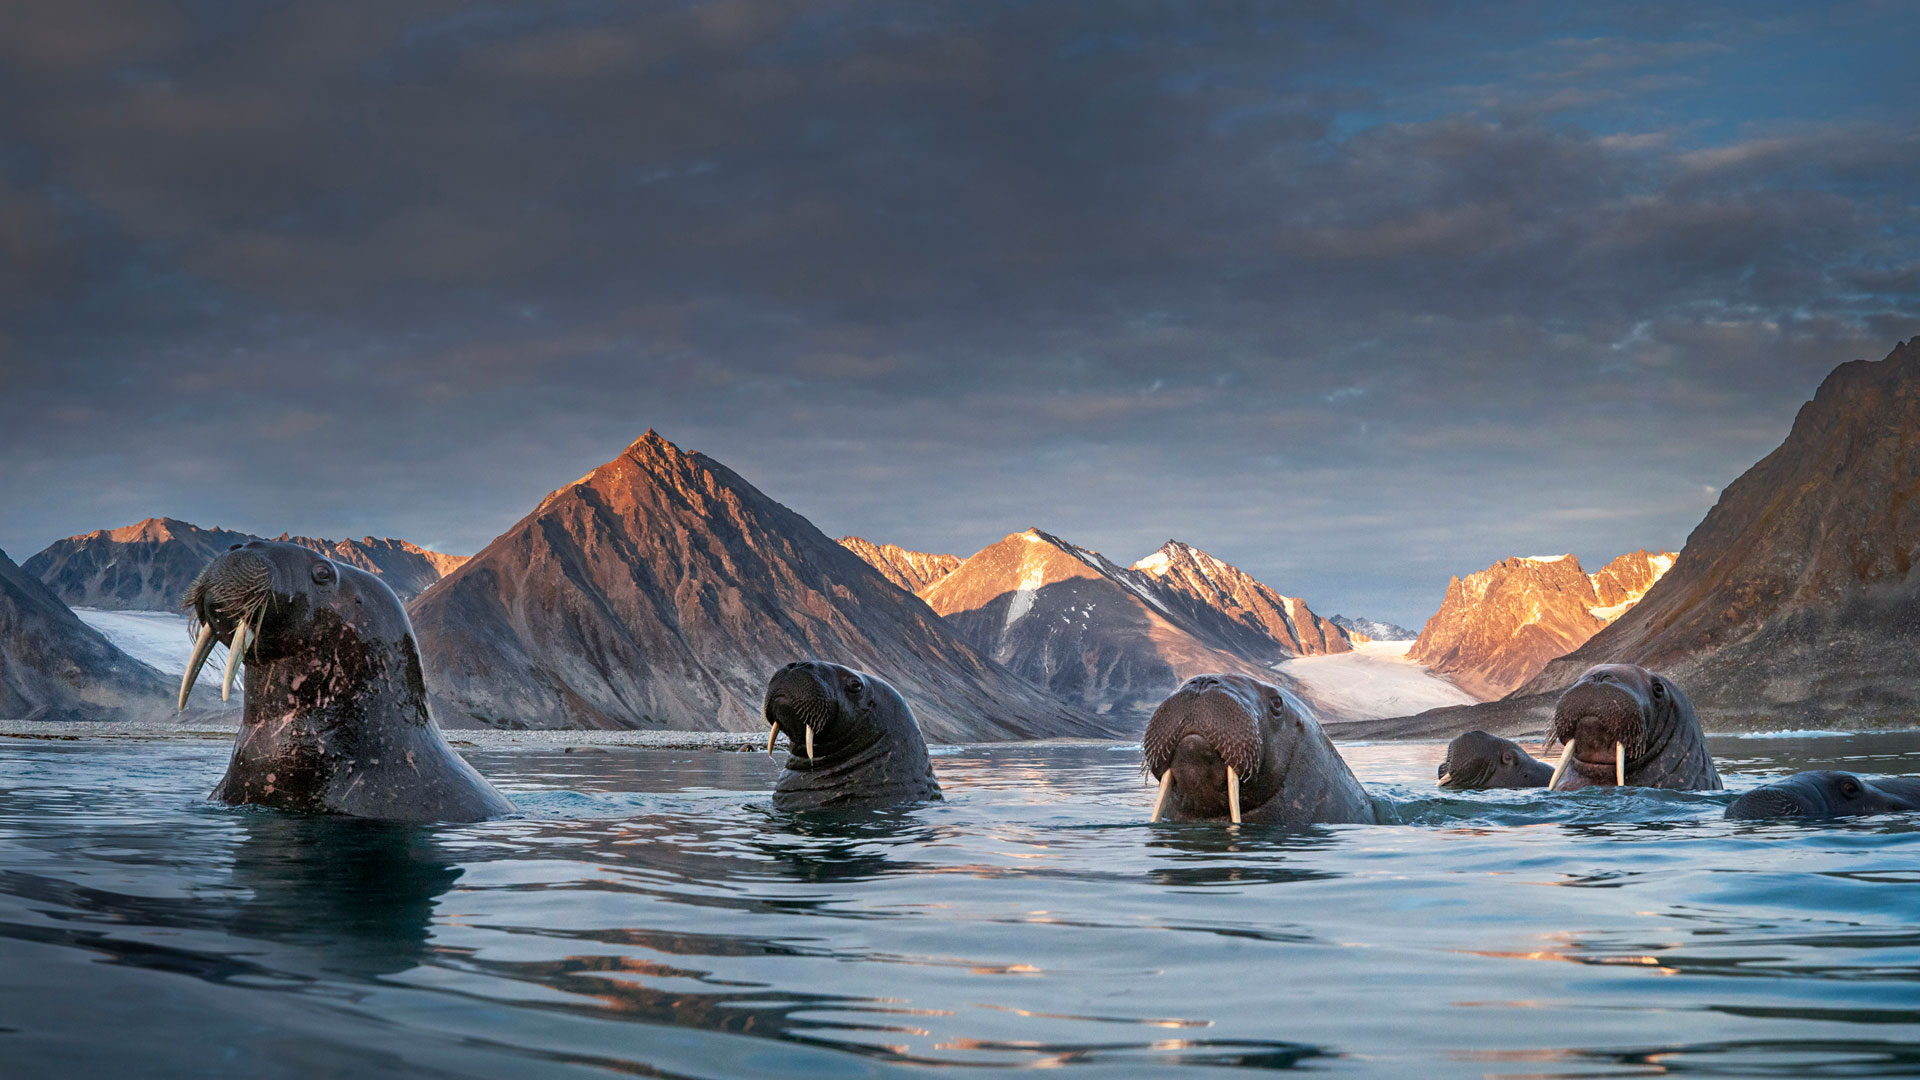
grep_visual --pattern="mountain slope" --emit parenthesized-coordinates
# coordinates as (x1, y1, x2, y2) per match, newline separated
(919, 530, 1309, 720)
(1131, 541, 1351, 657)
(0, 546, 171, 720)
(26, 518, 465, 609)
(1329, 615, 1416, 642)
(1408, 550, 1675, 700)
(407, 432, 1113, 739)
(837, 537, 962, 594)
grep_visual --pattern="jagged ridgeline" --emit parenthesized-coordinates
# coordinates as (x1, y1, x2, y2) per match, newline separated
(26, 518, 467, 609)
(407, 432, 1120, 740)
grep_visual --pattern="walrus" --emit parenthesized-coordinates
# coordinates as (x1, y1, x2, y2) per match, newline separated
(1438, 730, 1553, 789)
(1725, 771, 1920, 821)
(1143, 674, 1376, 827)
(179, 540, 513, 823)
(764, 660, 942, 810)
(1544, 664, 1720, 791)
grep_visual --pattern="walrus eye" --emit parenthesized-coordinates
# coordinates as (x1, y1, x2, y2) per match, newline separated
(843, 674, 863, 695)
(311, 562, 336, 585)
(1501, 751, 1515, 766)
(1651, 679, 1665, 698)
(1840, 778, 1862, 799)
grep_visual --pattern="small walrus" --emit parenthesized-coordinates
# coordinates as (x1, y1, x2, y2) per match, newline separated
(1725, 771, 1920, 821)
(1438, 730, 1553, 789)
(180, 541, 513, 823)
(764, 661, 942, 810)
(1544, 664, 1720, 791)
(1143, 674, 1375, 827)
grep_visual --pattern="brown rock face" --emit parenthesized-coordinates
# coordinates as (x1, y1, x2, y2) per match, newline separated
(837, 536, 962, 594)
(407, 432, 1114, 738)
(26, 518, 465, 609)
(1512, 338, 1920, 725)
(919, 530, 1330, 720)
(1131, 541, 1352, 658)
(1408, 549, 1675, 700)
(0, 546, 170, 720)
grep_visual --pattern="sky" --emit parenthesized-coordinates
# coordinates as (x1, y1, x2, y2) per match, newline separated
(2, 1, 1916, 627)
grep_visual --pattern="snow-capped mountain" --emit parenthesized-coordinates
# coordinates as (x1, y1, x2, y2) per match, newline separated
(1406, 549, 1676, 700)
(837, 536, 962, 594)
(1329, 614, 1417, 642)
(1130, 541, 1351, 657)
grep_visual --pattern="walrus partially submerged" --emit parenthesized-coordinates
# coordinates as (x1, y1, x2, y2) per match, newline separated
(180, 541, 513, 823)
(1725, 771, 1920, 821)
(764, 661, 942, 810)
(1438, 730, 1553, 789)
(1142, 674, 1375, 827)
(1544, 664, 1720, 791)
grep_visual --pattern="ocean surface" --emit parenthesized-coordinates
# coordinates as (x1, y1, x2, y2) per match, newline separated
(3, 731, 1918, 1078)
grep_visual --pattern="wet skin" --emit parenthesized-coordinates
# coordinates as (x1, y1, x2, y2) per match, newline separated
(1143, 674, 1375, 827)
(1438, 730, 1553, 789)
(1545, 664, 1720, 792)
(183, 541, 513, 823)
(1725, 770, 1920, 821)
(764, 661, 942, 811)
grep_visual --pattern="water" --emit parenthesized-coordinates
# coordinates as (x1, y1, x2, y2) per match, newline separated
(3, 731, 1919, 1077)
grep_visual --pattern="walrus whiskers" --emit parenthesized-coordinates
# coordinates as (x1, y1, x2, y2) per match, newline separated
(1150, 771, 1174, 822)
(1226, 765, 1241, 824)
(178, 622, 215, 710)
(1547, 742, 1577, 790)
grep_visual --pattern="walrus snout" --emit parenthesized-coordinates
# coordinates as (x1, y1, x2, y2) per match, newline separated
(1725, 785, 1815, 820)
(1548, 670, 1655, 788)
(178, 545, 281, 709)
(1143, 679, 1268, 823)
(763, 660, 859, 760)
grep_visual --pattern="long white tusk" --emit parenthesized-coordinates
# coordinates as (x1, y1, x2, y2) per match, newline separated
(1438, 772, 1453, 788)
(1616, 741, 1627, 787)
(1226, 765, 1241, 824)
(766, 726, 779, 755)
(1150, 771, 1174, 822)
(805, 725, 814, 761)
(220, 618, 250, 703)
(178, 623, 215, 710)
(1547, 741, 1577, 790)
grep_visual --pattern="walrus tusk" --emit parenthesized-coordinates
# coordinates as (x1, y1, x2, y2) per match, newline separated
(178, 622, 215, 711)
(1226, 765, 1241, 824)
(766, 726, 779, 755)
(221, 617, 250, 703)
(1616, 741, 1626, 787)
(805, 725, 814, 761)
(1547, 741, 1577, 790)
(1437, 772, 1453, 788)
(1150, 771, 1174, 822)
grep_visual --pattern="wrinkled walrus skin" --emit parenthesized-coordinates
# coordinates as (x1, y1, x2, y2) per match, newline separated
(183, 541, 513, 823)
(1726, 771, 1920, 821)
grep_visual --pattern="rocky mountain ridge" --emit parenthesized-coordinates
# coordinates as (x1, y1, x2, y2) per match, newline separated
(837, 536, 962, 594)
(0, 545, 170, 720)
(1329, 614, 1417, 642)
(408, 432, 1116, 739)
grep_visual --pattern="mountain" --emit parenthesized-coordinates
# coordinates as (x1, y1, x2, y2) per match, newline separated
(1511, 339, 1920, 723)
(25, 518, 466, 610)
(1407, 549, 1676, 700)
(918, 530, 1337, 719)
(1130, 541, 1351, 656)
(0, 545, 171, 721)
(1330, 615, 1416, 642)
(407, 431, 1114, 739)
(837, 537, 962, 594)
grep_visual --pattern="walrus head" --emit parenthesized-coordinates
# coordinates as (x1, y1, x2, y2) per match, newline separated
(1725, 771, 1920, 821)
(179, 540, 413, 709)
(1438, 730, 1553, 789)
(1545, 664, 1684, 789)
(1141, 674, 1376, 826)
(764, 660, 880, 765)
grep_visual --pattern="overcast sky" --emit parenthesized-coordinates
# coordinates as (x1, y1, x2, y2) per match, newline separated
(2, 1, 1916, 626)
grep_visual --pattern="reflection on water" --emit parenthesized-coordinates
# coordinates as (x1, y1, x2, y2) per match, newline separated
(0, 730, 1917, 1077)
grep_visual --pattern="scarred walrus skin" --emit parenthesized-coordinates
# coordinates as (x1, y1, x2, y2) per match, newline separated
(765, 661, 942, 810)
(180, 541, 513, 823)
(1143, 674, 1376, 827)
(1544, 664, 1720, 792)
(1438, 730, 1553, 789)
(1725, 771, 1920, 821)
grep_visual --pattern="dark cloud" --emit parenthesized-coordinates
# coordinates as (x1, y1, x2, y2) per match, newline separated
(0, 0, 1916, 625)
